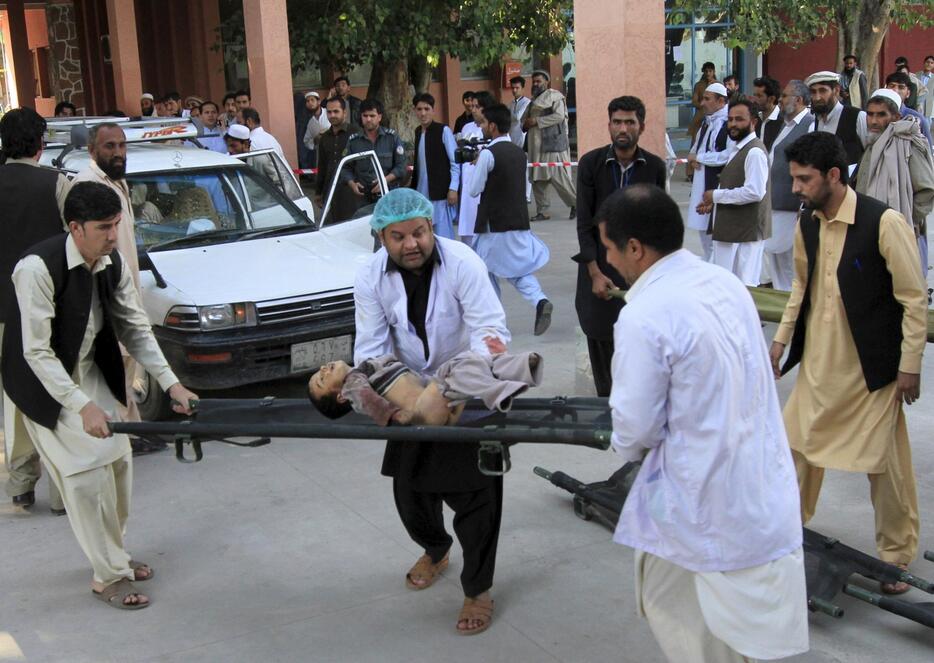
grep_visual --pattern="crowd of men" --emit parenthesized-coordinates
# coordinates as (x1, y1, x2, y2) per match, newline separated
(3, 52, 934, 660)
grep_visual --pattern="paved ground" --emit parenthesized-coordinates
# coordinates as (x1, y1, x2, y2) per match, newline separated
(2, 170, 934, 662)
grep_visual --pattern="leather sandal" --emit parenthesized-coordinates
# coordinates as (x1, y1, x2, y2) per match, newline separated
(92, 578, 150, 610)
(130, 560, 154, 582)
(456, 595, 494, 635)
(881, 563, 911, 595)
(405, 552, 449, 590)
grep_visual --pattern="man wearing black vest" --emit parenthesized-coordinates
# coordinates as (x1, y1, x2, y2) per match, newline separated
(686, 82, 730, 260)
(469, 104, 553, 336)
(3, 182, 198, 609)
(411, 93, 460, 240)
(769, 132, 926, 594)
(0, 108, 68, 513)
(806, 70, 869, 167)
(752, 76, 782, 151)
(698, 98, 771, 286)
(574, 95, 666, 395)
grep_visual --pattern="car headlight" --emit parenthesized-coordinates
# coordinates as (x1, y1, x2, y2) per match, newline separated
(198, 303, 258, 330)
(164, 303, 257, 331)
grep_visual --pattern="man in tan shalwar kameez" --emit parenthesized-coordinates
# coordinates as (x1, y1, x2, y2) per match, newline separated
(521, 70, 577, 221)
(769, 132, 927, 594)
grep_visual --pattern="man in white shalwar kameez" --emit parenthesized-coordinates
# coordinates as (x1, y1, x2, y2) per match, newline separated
(686, 83, 731, 260)
(599, 184, 808, 662)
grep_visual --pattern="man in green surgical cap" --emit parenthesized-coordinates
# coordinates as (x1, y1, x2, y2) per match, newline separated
(353, 188, 510, 635)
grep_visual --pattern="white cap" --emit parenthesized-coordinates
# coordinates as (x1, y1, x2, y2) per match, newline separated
(805, 71, 840, 88)
(141, 93, 154, 101)
(867, 88, 903, 110)
(225, 124, 250, 140)
(304, 90, 320, 99)
(705, 82, 728, 97)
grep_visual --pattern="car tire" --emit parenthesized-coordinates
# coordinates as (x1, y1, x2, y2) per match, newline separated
(136, 371, 173, 421)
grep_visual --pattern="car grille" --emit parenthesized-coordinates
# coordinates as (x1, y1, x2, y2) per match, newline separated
(256, 290, 355, 325)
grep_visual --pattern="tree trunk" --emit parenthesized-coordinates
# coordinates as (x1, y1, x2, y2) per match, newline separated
(852, 0, 894, 89)
(409, 55, 432, 95)
(369, 55, 418, 146)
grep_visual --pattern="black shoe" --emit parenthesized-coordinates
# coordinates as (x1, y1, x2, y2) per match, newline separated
(568, 206, 577, 220)
(50, 506, 67, 516)
(12, 490, 35, 507)
(534, 299, 553, 336)
(530, 213, 551, 222)
(131, 436, 167, 456)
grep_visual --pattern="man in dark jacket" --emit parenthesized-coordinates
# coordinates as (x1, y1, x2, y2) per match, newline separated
(574, 96, 667, 396)
(0, 108, 68, 513)
(316, 97, 361, 223)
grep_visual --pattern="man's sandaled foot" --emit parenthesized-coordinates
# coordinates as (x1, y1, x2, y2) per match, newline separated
(405, 552, 449, 590)
(92, 578, 150, 610)
(130, 560, 154, 582)
(881, 563, 911, 595)
(456, 594, 494, 635)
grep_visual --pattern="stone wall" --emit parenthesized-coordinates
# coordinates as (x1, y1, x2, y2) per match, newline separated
(46, 0, 85, 114)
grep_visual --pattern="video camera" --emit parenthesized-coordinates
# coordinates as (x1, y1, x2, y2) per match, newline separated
(454, 137, 492, 164)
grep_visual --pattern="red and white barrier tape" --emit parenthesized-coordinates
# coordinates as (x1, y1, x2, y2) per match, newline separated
(293, 158, 689, 176)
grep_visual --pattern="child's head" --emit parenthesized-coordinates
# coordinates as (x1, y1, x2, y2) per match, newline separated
(307, 360, 354, 419)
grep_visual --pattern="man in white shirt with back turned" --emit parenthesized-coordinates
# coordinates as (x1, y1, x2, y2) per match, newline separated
(598, 183, 808, 662)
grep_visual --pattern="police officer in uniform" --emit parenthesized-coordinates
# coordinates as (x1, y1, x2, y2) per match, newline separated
(341, 99, 408, 214)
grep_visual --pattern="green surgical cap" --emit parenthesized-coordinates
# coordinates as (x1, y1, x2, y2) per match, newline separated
(370, 188, 433, 231)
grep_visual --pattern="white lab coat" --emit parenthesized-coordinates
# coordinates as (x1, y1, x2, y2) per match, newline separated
(353, 236, 510, 376)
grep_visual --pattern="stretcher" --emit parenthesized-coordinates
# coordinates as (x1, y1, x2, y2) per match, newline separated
(109, 396, 612, 475)
(535, 463, 934, 629)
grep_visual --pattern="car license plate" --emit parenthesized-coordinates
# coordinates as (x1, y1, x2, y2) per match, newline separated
(290, 335, 352, 373)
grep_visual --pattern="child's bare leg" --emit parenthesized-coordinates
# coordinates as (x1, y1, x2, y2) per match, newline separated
(414, 383, 452, 426)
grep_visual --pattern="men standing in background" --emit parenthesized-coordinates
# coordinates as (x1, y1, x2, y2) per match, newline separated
(686, 82, 730, 260)
(342, 99, 408, 202)
(234, 90, 251, 112)
(457, 92, 490, 245)
(766, 80, 812, 291)
(140, 94, 155, 117)
(411, 93, 459, 240)
(196, 101, 227, 154)
(856, 89, 934, 277)
(301, 91, 331, 175)
(522, 70, 577, 221)
(753, 76, 782, 150)
(0, 108, 67, 513)
(316, 97, 360, 222)
(574, 96, 666, 396)
(839, 55, 869, 109)
(806, 71, 869, 166)
(508, 77, 531, 148)
(917, 55, 934, 124)
(697, 98, 771, 286)
(453, 91, 476, 135)
(221, 93, 238, 128)
(332, 77, 362, 126)
(723, 74, 740, 98)
(885, 72, 933, 146)
(237, 108, 287, 162)
(688, 62, 718, 145)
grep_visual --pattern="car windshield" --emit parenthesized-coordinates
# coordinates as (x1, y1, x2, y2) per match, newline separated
(129, 166, 312, 252)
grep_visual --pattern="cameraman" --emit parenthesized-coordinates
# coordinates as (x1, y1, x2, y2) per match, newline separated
(341, 99, 407, 204)
(469, 104, 553, 336)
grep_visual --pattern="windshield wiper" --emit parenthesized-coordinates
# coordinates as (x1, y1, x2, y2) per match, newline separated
(235, 223, 316, 241)
(148, 228, 250, 251)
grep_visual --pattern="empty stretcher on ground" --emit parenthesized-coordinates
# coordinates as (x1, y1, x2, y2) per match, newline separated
(535, 463, 934, 630)
(110, 396, 612, 475)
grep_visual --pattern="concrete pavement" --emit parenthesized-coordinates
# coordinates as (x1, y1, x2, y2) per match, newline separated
(2, 173, 934, 662)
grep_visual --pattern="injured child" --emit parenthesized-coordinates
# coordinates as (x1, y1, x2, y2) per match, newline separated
(307, 351, 543, 426)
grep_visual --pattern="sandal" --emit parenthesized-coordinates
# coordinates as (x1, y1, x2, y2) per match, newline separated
(130, 560, 154, 582)
(405, 552, 449, 590)
(881, 563, 911, 595)
(456, 595, 494, 635)
(92, 578, 150, 610)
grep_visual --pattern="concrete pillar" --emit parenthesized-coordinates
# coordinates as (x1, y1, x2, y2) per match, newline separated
(105, 0, 142, 115)
(441, 54, 460, 126)
(199, 0, 227, 105)
(243, 0, 297, 166)
(573, 0, 666, 157)
(6, 0, 34, 109)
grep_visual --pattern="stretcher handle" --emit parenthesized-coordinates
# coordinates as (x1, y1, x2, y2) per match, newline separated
(807, 596, 844, 618)
(844, 584, 934, 628)
(924, 551, 934, 563)
(171, 398, 200, 413)
(174, 436, 203, 463)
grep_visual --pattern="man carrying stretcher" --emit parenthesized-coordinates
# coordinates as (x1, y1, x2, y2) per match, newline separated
(307, 351, 543, 425)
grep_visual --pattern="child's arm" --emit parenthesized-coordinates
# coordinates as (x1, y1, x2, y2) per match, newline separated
(341, 371, 409, 426)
